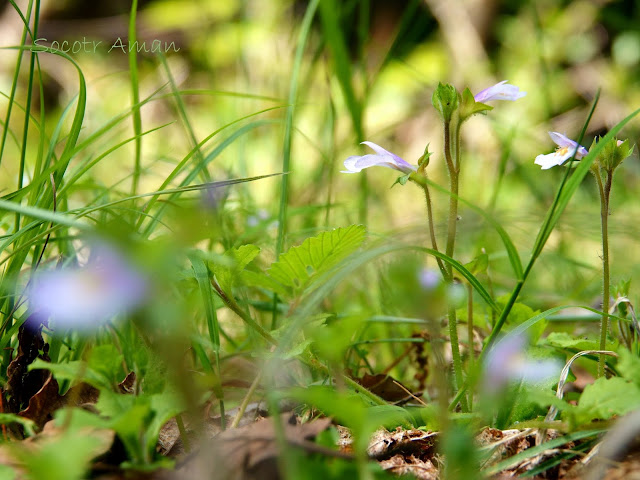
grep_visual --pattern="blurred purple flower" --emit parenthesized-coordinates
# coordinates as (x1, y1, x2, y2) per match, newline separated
(418, 268, 441, 291)
(28, 243, 147, 330)
(483, 333, 562, 391)
(342, 142, 416, 174)
(534, 132, 589, 170)
(247, 209, 270, 227)
(474, 80, 526, 103)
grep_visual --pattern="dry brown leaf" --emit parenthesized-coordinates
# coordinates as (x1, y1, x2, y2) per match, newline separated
(368, 427, 437, 460)
(117, 371, 137, 394)
(3, 323, 51, 419)
(18, 374, 61, 429)
(170, 413, 331, 480)
(379, 453, 439, 480)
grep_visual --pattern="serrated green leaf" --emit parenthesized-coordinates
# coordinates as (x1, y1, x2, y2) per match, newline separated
(270, 313, 329, 359)
(571, 377, 640, 424)
(240, 270, 289, 298)
(268, 225, 366, 295)
(617, 349, 640, 386)
(212, 244, 260, 294)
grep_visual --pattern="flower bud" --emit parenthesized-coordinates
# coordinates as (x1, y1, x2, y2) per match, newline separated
(432, 82, 459, 122)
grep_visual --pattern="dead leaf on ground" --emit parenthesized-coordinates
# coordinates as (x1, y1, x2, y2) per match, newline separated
(379, 453, 439, 480)
(0, 420, 115, 477)
(3, 322, 52, 435)
(169, 413, 332, 480)
(368, 427, 437, 460)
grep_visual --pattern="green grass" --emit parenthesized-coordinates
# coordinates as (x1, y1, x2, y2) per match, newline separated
(0, 1, 639, 479)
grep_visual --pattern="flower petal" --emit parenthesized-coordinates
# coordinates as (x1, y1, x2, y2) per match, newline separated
(342, 155, 363, 173)
(474, 80, 526, 103)
(28, 243, 147, 331)
(548, 132, 588, 158)
(483, 333, 562, 391)
(534, 150, 573, 169)
(342, 142, 416, 174)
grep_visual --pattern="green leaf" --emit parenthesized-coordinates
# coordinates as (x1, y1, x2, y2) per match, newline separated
(268, 225, 366, 295)
(571, 377, 640, 424)
(391, 172, 411, 187)
(617, 349, 640, 386)
(0, 413, 36, 437)
(464, 251, 488, 276)
(318, 0, 363, 139)
(500, 299, 547, 343)
(29, 358, 111, 390)
(88, 345, 125, 387)
(212, 244, 261, 295)
(544, 332, 617, 351)
(240, 270, 289, 298)
(460, 87, 492, 120)
(18, 428, 110, 480)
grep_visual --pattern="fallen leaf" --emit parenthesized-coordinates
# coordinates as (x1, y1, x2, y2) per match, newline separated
(171, 413, 331, 480)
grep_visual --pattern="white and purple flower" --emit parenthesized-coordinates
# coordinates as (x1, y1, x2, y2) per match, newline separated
(342, 141, 417, 174)
(28, 242, 148, 331)
(483, 333, 562, 391)
(474, 80, 526, 103)
(534, 132, 589, 170)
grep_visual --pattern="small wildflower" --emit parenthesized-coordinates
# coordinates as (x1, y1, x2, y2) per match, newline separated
(418, 268, 441, 291)
(483, 333, 562, 391)
(28, 242, 148, 331)
(534, 132, 589, 170)
(342, 141, 416, 174)
(247, 209, 270, 227)
(473, 80, 526, 103)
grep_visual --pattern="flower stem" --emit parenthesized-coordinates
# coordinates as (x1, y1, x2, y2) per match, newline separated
(443, 119, 467, 411)
(596, 170, 613, 377)
(420, 179, 447, 277)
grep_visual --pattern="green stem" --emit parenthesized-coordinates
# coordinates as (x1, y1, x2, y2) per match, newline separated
(443, 119, 466, 410)
(210, 280, 278, 346)
(230, 368, 264, 428)
(418, 178, 447, 277)
(596, 170, 612, 377)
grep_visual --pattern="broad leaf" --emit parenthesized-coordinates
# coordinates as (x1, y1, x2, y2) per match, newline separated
(268, 225, 366, 296)
(571, 377, 640, 425)
(617, 349, 640, 386)
(211, 244, 260, 295)
(544, 332, 617, 352)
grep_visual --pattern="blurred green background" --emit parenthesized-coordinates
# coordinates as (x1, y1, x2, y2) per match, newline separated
(0, 0, 638, 313)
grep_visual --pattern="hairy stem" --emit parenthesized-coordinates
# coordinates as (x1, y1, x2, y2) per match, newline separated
(420, 180, 447, 277)
(596, 170, 613, 377)
(443, 119, 466, 410)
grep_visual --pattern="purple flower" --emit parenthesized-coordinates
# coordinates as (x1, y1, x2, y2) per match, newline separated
(418, 268, 441, 291)
(342, 142, 417, 174)
(534, 132, 589, 170)
(483, 333, 561, 391)
(28, 242, 148, 331)
(474, 80, 526, 103)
